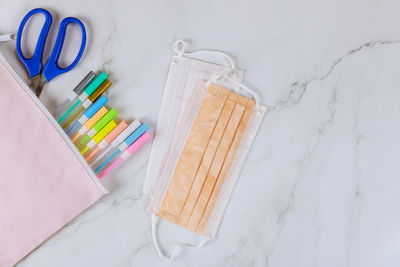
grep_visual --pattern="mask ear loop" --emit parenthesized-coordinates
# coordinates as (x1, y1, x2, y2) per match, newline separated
(172, 40, 262, 110)
(151, 214, 210, 261)
(173, 40, 241, 94)
(222, 75, 262, 111)
(172, 40, 236, 70)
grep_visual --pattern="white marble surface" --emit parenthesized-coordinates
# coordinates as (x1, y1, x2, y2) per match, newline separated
(1, 0, 400, 266)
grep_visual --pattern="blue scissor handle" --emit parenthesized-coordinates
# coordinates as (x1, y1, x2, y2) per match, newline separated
(16, 8, 52, 78)
(43, 17, 87, 82)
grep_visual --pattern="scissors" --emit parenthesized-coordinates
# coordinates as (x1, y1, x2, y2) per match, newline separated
(16, 8, 86, 97)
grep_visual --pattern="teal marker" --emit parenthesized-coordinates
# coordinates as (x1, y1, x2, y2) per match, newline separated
(57, 72, 108, 125)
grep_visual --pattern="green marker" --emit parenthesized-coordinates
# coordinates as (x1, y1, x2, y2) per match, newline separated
(80, 109, 117, 147)
(58, 72, 108, 126)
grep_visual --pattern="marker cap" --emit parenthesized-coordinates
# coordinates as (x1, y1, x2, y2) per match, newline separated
(79, 107, 108, 135)
(83, 72, 108, 96)
(122, 132, 151, 159)
(80, 96, 108, 123)
(93, 120, 117, 144)
(92, 109, 117, 133)
(73, 71, 96, 95)
(110, 120, 141, 147)
(104, 121, 128, 144)
(97, 120, 128, 149)
(118, 123, 148, 151)
(88, 79, 111, 102)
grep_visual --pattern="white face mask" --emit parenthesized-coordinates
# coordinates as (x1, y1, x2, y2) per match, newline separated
(143, 40, 266, 260)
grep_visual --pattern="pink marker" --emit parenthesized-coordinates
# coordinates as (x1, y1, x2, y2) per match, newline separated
(98, 132, 151, 178)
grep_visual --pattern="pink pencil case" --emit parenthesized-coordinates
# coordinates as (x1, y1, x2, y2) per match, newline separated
(0, 53, 108, 266)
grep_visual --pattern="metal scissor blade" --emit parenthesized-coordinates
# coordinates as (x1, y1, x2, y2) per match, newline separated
(31, 74, 47, 97)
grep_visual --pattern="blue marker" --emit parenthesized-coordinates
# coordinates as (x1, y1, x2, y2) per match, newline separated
(94, 123, 148, 173)
(66, 95, 108, 136)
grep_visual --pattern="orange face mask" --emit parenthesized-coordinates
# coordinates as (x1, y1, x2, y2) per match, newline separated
(157, 84, 255, 234)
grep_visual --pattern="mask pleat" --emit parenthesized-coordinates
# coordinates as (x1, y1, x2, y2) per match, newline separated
(178, 93, 236, 227)
(157, 86, 227, 223)
(197, 99, 255, 233)
(157, 83, 257, 235)
(186, 95, 247, 231)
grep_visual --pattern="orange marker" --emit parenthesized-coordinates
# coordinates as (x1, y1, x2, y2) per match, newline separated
(70, 106, 108, 143)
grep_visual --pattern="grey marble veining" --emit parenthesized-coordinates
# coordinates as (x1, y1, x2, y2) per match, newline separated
(1, 0, 400, 266)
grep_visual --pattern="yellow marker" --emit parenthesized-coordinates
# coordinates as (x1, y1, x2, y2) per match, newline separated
(80, 120, 117, 156)
(71, 107, 108, 143)
(93, 120, 117, 144)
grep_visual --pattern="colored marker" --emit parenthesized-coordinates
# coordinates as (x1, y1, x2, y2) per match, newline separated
(58, 72, 108, 125)
(71, 107, 108, 143)
(80, 120, 117, 155)
(59, 74, 108, 127)
(63, 80, 111, 130)
(98, 132, 151, 178)
(54, 71, 96, 119)
(85, 120, 128, 163)
(66, 95, 108, 136)
(78, 109, 117, 149)
(90, 120, 141, 167)
(94, 123, 148, 173)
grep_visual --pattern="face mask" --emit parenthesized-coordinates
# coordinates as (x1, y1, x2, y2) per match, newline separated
(144, 40, 266, 260)
(143, 40, 244, 196)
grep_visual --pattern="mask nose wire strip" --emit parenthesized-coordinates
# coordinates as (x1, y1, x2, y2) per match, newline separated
(222, 75, 262, 110)
(173, 40, 237, 70)
(151, 214, 210, 261)
(206, 74, 262, 111)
